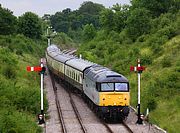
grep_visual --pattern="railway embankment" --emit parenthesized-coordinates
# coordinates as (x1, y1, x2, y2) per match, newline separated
(0, 35, 46, 132)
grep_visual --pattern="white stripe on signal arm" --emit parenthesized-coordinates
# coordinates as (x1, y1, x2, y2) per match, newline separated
(31, 67, 34, 71)
(134, 66, 137, 72)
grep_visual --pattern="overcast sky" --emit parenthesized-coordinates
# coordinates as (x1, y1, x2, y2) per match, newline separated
(0, 0, 130, 17)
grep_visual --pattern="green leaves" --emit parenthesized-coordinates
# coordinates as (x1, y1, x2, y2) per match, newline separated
(50, 1, 105, 41)
(131, 0, 174, 17)
(82, 24, 96, 41)
(126, 8, 151, 40)
(0, 5, 17, 35)
(18, 12, 42, 39)
(100, 9, 115, 31)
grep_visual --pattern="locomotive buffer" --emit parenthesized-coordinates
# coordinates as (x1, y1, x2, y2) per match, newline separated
(130, 59, 145, 124)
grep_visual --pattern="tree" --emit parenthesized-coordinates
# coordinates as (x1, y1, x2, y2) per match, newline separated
(0, 5, 17, 35)
(18, 12, 42, 39)
(113, 4, 130, 32)
(100, 9, 115, 31)
(78, 1, 104, 15)
(82, 24, 96, 41)
(126, 8, 151, 40)
(131, 0, 174, 17)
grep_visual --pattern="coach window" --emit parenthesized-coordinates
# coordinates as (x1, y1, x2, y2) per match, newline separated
(73, 71, 74, 79)
(75, 73, 77, 81)
(77, 75, 80, 82)
(67, 70, 69, 76)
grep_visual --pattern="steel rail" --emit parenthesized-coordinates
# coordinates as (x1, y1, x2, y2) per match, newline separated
(49, 71, 67, 133)
(122, 121, 134, 133)
(68, 92, 87, 133)
(103, 123, 114, 133)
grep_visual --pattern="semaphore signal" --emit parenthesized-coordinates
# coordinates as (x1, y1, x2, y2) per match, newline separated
(26, 59, 46, 124)
(26, 66, 42, 72)
(130, 59, 145, 124)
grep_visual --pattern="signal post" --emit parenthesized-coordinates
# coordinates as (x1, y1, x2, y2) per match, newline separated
(26, 59, 46, 124)
(130, 59, 145, 124)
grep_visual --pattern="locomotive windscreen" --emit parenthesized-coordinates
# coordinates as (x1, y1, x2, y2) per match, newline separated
(100, 82, 129, 92)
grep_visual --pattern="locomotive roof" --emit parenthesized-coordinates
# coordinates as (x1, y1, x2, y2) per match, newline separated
(85, 65, 128, 83)
(65, 58, 95, 72)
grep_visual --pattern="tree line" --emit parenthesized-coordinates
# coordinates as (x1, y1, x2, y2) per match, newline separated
(0, 4, 43, 39)
(48, 1, 179, 42)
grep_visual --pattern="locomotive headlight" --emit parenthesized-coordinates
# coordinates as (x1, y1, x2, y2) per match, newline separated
(124, 95, 127, 100)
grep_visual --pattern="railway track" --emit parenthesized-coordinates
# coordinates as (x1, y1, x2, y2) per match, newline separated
(50, 71, 87, 133)
(68, 92, 87, 133)
(50, 71, 67, 133)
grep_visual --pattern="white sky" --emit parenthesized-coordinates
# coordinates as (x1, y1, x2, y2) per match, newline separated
(0, 0, 130, 17)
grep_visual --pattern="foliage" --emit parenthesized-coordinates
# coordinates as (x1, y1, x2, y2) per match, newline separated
(0, 34, 47, 132)
(100, 8, 115, 31)
(126, 8, 151, 40)
(0, 5, 17, 35)
(50, 1, 105, 41)
(78, 1, 104, 15)
(82, 24, 96, 41)
(18, 12, 42, 39)
(0, 108, 42, 133)
(0, 34, 46, 56)
(100, 4, 130, 32)
(131, 0, 176, 17)
(51, 32, 77, 49)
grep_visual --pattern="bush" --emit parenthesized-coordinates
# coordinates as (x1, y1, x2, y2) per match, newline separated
(161, 56, 172, 67)
(0, 108, 42, 133)
(147, 98, 157, 111)
(141, 54, 152, 65)
(2, 65, 16, 79)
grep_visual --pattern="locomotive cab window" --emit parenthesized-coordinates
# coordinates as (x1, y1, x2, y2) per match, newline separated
(96, 83, 101, 91)
(115, 83, 128, 91)
(101, 83, 114, 91)
(100, 82, 129, 92)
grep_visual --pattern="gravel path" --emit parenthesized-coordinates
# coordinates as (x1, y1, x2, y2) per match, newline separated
(126, 108, 166, 133)
(44, 71, 62, 133)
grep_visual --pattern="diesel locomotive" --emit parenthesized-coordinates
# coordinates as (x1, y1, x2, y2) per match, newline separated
(46, 45, 130, 121)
